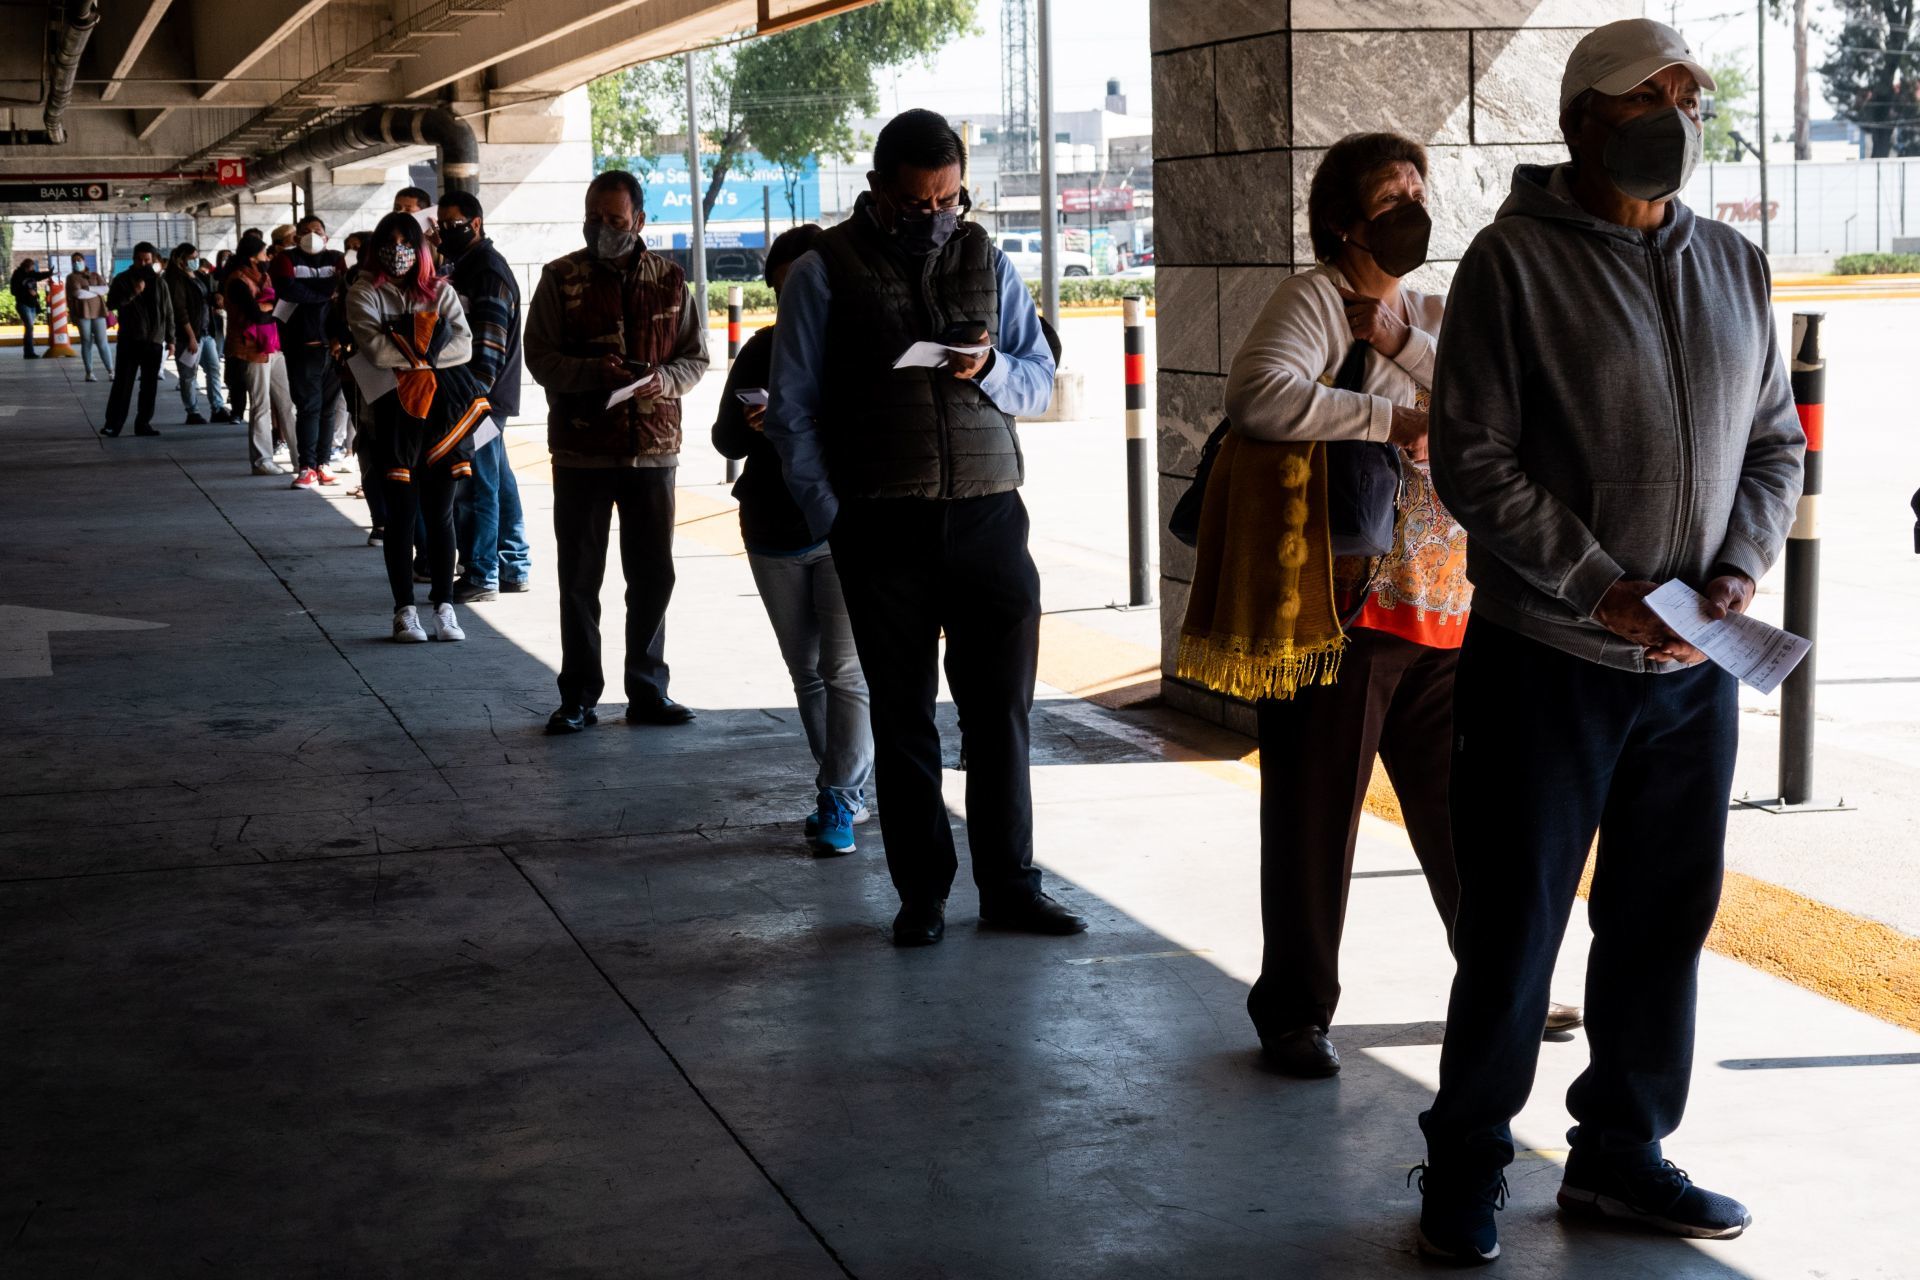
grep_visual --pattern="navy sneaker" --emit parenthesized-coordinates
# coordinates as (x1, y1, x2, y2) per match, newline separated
(1558, 1156, 1751, 1239)
(1412, 1163, 1506, 1265)
(808, 793, 856, 857)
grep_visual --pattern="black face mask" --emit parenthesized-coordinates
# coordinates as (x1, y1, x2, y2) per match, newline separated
(881, 189, 970, 256)
(439, 223, 477, 257)
(1351, 201, 1431, 279)
(1602, 107, 1702, 202)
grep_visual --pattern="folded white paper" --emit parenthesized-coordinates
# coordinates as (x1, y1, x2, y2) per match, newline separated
(604, 374, 658, 411)
(471, 417, 501, 449)
(79, 286, 108, 300)
(347, 351, 397, 401)
(892, 341, 990, 370)
(1644, 579, 1811, 695)
(271, 299, 296, 322)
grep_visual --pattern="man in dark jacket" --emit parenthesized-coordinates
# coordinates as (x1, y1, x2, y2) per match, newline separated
(525, 170, 710, 733)
(271, 214, 346, 487)
(10, 258, 52, 358)
(102, 242, 175, 437)
(164, 243, 229, 424)
(763, 109, 1080, 947)
(439, 191, 532, 603)
(1412, 20, 1805, 1264)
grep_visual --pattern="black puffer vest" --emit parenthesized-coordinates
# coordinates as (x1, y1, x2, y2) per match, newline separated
(814, 199, 1021, 500)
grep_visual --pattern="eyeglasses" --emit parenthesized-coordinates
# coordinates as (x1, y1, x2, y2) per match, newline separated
(891, 187, 972, 217)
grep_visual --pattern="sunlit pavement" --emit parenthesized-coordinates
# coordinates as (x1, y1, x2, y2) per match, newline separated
(1, 312, 1915, 1277)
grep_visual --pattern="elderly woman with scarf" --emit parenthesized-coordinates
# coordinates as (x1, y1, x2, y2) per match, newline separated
(1182, 132, 1579, 1079)
(346, 211, 488, 645)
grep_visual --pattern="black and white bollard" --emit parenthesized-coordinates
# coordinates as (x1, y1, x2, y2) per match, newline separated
(1123, 294, 1152, 607)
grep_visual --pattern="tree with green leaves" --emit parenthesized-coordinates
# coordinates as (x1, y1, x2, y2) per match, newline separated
(1702, 57, 1757, 162)
(588, 0, 979, 220)
(1817, 0, 1919, 157)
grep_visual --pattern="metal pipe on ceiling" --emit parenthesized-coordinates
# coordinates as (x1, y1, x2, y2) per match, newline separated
(167, 104, 478, 212)
(43, 0, 100, 144)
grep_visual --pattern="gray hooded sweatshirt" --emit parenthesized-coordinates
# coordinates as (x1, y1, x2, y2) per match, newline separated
(1430, 163, 1805, 673)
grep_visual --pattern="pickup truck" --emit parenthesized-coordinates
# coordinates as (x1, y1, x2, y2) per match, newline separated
(994, 233, 1093, 278)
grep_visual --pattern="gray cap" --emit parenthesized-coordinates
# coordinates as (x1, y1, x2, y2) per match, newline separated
(1560, 18, 1716, 112)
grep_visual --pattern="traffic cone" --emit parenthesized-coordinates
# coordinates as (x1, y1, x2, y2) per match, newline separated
(45, 280, 78, 358)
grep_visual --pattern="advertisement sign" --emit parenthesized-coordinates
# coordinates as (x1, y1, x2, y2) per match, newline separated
(616, 152, 821, 224)
(1061, 187, 1135, 214)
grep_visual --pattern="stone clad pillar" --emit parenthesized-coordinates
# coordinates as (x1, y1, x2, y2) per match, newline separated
(1149, 0, 1641, 728)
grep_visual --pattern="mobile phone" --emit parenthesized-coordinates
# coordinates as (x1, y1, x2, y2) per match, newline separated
(733, 387, 768, 406)
(938, 320, 988, 346)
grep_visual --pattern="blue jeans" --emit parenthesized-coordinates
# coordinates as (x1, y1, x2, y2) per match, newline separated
(455, 423, 530, 588)
(77, 317, 112, 374)
(1420, 618, 1739, 1176)
(18, 304, 37, 354)
(748, 543, 874, 809)
(177, 333, 227, 414)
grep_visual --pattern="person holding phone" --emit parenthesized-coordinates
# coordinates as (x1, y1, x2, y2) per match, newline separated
(713, 225, 873, 857)
(524, 169, 711, 734)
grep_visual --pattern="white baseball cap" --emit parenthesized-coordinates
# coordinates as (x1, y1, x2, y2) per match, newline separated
(1559, 18, 1716, 112)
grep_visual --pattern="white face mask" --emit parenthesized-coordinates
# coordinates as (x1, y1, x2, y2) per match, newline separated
(299, 232, 325, 254)
(344, 249, 358, 269)
(149, 261, 162, 274)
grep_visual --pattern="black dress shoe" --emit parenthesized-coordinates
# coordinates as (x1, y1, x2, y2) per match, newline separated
(978, 892, 1088, 936)
(627, 696, 696, 725)
(1259, 1026, 1341, 1078)
(892, 899, 947, 947)
(134, 427, 161, 436)
(184, 412, 208, 425)
(545, 704, 599, 735)
(100, 426, 121, 437)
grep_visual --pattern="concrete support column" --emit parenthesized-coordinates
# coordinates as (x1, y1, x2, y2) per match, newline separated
(1148, 0, 1643, 729)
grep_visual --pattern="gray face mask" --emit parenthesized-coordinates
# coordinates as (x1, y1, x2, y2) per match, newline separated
(1602, 106, 1701, 203)
(584, 221, 639, 261)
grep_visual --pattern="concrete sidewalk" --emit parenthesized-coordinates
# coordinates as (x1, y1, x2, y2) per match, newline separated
(2, 352, 1916, 1279)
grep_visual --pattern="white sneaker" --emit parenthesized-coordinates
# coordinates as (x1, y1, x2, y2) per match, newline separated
(392, 605, 429, 644)
(431, 602, 465, 642)
(330, 456, 355, 473)
(252, 462, 282, 476)
(85, 371, 98, 382)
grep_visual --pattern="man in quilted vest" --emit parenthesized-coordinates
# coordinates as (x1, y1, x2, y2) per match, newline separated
(525, 170, 711, 734)
(764, 109, 1084, 947)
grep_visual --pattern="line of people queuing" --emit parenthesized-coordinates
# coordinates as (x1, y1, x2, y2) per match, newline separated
(506, 19, 1801, 1269)
(45, 17, 1805, 1267)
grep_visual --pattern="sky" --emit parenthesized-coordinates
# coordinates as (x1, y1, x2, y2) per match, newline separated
(874, 0, 1846, 139)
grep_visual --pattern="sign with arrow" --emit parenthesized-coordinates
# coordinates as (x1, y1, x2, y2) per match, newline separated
(0, 605, 166, 678)
(0, 182, 111, 203)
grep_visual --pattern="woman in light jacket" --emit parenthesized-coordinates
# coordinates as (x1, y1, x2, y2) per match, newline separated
(1225, 132, 1578, 1078)
(346, 211, 483, 645)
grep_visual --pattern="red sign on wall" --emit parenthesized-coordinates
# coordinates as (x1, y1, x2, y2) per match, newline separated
(216, 158, 247, 187)
(1061, 187, 1136, 215)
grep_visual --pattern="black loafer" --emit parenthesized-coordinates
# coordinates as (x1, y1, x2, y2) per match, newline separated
(628, 696, 696, 726)
(499, 579, 531, 594)
(100, 427, 121, 437)
(1259, 1025, 1341, 1078)
(451, 580, 498, 604)
(134, 427, 161, 436)
(545, 704, 599, 735)
(978, 892, 1088, 936)
(892, 899, 947, 947)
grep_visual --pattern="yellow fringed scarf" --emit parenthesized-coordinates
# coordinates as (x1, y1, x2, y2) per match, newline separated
(1176, 430, 1345, 701)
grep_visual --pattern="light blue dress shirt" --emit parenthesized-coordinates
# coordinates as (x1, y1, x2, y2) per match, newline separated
(764, 241, 1056, 541)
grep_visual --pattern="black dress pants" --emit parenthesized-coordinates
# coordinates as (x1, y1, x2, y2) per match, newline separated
(829, 491, 1043, 912)
(284, 343, 329, 470)
(104, 339, 164, 431)
(1420, 618, 1739, 1176)
(1247, 627, 1461, 1038)
(552, 464, 675, 708)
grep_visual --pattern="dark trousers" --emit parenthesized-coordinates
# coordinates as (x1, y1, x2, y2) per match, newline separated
(226, 348, 249, 420)
(553, 464, 675, 708)
(1420, 618, 1738, 1175)
(285, 344, 329, 470)
(380, 469, 457, 609)
(105, 339, 165, 431)
(829, 492, 1043, 911)
(1248, 628, 1461, 1037)
(18, 304, 37, 355)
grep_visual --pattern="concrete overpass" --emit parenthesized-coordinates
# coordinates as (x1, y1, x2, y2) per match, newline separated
(0, 0, 874, 257)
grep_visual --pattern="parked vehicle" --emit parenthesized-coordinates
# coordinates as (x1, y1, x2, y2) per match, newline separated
(995, 233, 1093, 278)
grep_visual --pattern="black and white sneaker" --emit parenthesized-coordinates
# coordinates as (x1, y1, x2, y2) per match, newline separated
(1558, 1156, 1751, 1239)
(1412, 1163, 1506, 1265)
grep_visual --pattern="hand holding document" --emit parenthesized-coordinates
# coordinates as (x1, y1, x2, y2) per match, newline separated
(604, 371, 660, 411)
(892, 340, 991, 370)
(1644, 579, 1811, 694)
(347, 350, 397, 400)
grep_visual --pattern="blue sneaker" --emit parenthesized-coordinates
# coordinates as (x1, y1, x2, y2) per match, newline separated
(807, 794, 856, 857)
(1412, 1163, 1505, 1265)
(804, 793, 868, 839)
(1559, 1155, 1751, 1239)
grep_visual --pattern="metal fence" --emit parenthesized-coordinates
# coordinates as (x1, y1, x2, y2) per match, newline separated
(1685, 157, 1920, 257)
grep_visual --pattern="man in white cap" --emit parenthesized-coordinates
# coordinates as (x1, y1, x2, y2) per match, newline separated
(1409, 18, 1805, 1263)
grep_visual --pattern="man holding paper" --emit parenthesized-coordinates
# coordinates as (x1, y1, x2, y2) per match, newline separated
(525, 169, 709, 734)
(763, 109, 1080, 947)
(1412, 20, 1806, 1263)
(101, 243, 174, 439)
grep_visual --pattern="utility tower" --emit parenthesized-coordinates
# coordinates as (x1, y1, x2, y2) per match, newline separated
(1001, 0, 1037, 175)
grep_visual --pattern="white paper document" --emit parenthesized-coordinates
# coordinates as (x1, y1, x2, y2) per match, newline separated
(733, 387, 769, 407)
(891, 341, 990, 370)
(604, 374, 658, 411)
(79, 286, 108, 300)
(271, 299, 296, 322)
(470, 418, 501, 449)
(1644, 579, 1811, 695)
(346, 351, 397, 401)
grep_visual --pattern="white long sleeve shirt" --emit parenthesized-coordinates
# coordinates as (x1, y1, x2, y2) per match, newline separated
(1225, 264, 1444, 443)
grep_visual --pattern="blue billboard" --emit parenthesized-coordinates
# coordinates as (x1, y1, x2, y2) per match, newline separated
(617, 151, 821, 224)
